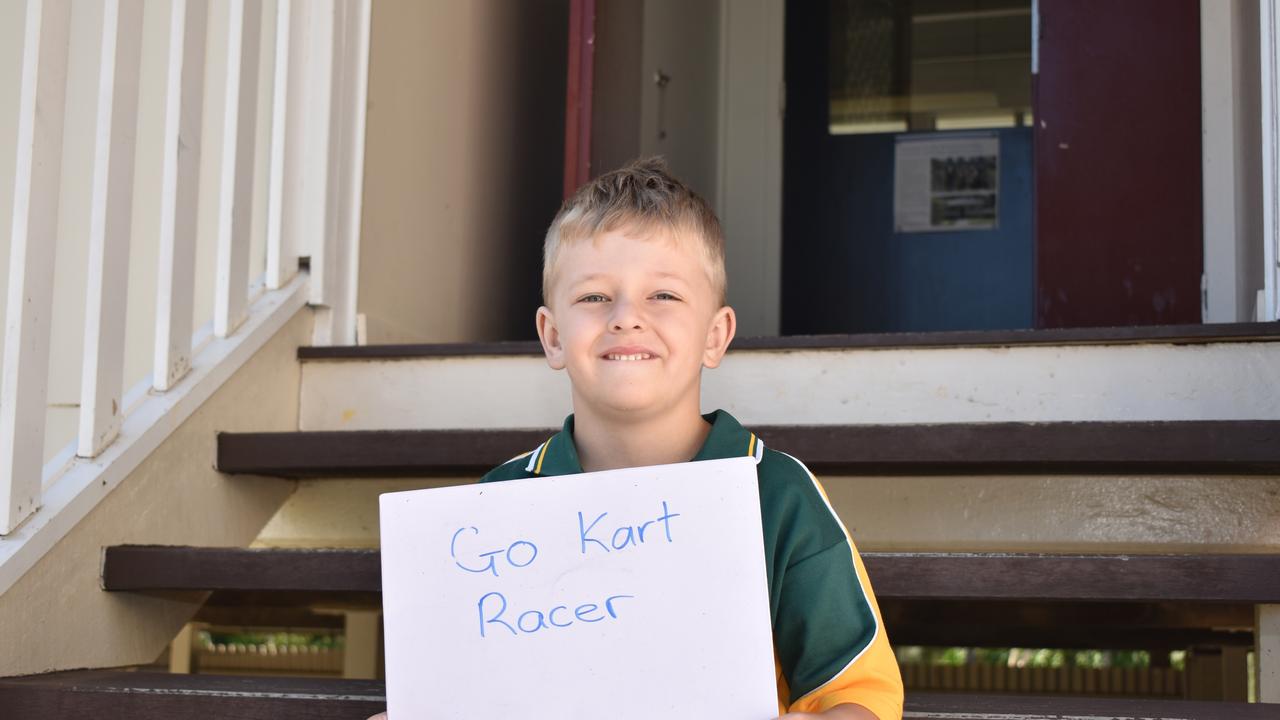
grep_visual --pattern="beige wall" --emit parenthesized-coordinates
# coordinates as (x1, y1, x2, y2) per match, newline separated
(0, 309, 310, 677)
(357, 0, 567, 343)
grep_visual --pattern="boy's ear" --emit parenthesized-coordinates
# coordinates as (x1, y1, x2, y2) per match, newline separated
(536, 306, 566, 370)
(702, 305, 736, 369)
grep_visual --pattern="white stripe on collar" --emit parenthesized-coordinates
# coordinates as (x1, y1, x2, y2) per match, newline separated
(524, 442, 547, 472)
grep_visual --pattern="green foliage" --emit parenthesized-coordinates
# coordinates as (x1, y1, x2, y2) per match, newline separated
(198, 630, 343, 650)
(896, 646, 1167, 669)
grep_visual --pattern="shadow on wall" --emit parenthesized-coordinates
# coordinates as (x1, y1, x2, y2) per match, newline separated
(359, 0, 568, 344)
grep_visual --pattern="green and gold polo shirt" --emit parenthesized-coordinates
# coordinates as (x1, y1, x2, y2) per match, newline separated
(481, 409, 904, 719)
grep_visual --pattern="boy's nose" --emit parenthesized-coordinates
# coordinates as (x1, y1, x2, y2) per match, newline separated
(609, 300, 645, 331)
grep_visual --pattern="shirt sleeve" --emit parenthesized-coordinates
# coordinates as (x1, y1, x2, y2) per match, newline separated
(774, 479, 904, 720)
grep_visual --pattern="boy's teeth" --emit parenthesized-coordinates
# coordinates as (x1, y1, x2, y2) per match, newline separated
(607, 353, 651, 361)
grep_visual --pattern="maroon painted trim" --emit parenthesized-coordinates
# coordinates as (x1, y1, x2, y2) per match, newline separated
(563, 0, 595, 200)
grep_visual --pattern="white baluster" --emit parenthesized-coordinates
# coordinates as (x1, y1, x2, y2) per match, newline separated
(77, 0, 144, 458)
(148, 0, 208, 392)
(210, 0, 261, 338)
(0, 0, 71, 534)
(266, 0, 298, 290)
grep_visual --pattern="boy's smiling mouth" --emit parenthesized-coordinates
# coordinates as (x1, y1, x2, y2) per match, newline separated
(601, 346, 657, 361)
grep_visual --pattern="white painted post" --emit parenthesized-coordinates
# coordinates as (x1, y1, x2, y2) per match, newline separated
(1264, 0, 1280, 321)
(149, 0, 208, 392)
(76, 0, 144, 458)
(0, 0, 71, 535)
(266, 0, 299, 290)
(1260, 604, 1280, 703)
(328, 0, 370, 346)
(210, 0, 261, 338)
(302, 0, 336, 310)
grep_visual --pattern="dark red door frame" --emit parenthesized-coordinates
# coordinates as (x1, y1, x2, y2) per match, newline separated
(1034, 0, 1203, 328)
(563, 0, 595, 200)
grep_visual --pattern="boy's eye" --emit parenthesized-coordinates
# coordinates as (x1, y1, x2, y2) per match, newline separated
(652, 292, 680, 301)
(578, 294, 609, 303)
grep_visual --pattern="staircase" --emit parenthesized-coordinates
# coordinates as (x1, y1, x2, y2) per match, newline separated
(4, 322, 1280, 718)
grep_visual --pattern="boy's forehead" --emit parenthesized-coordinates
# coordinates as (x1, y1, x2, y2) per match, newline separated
(558, 231, 701, 281)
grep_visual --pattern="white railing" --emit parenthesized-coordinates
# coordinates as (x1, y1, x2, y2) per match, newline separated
(1264, 0, 1280, 322)
(0, 0, 370, 585)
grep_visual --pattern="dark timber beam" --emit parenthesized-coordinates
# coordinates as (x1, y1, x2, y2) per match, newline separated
(102, 546, 1280, 604)
(215, 421, 1280, 477)
(0, 672, 1273, 720)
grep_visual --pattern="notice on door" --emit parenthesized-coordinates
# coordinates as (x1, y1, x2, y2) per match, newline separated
(378, 456, 777, 720)
(894, 133, 999, 233)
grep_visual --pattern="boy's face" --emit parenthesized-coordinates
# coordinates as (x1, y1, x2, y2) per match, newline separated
(536, 228, 735, 423)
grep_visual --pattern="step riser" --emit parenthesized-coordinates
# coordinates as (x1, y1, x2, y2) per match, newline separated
(299, 343, 1280, 430)
(251, 476, 1280, 555)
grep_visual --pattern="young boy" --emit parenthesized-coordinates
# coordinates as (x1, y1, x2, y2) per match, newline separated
(373, 158, 902, 720)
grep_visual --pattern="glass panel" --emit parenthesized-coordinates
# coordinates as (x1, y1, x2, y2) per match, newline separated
(829, 0, 1032, 135)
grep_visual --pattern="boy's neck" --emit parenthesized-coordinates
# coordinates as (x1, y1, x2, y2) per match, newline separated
(572, 403, 712, 473)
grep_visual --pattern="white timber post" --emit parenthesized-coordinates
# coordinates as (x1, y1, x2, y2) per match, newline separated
(0, 0, 71, 534)
(1263, 0, 1280, 321)
(209, 0, 261, 338)
(1260, 604, 1280, 703)
(334, 0, 370, 346)
(76, 0, 144, 458)
(302, 0, 336, 324)
(147, 0, 208, 392)
(266, 0, 299, 290)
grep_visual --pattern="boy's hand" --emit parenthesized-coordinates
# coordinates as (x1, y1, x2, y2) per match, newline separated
(366, 714, 387, 720)
(778, 703, 879, 720)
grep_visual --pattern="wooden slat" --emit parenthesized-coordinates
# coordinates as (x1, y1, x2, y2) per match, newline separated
(150, 0, 207, 392)
(103, 546, 380, 592)
(214, 421, 1280, 477)
(0, 673, 1271, 720)
(216, 427, 550, 476)
(882, 599, 1256, 650)
(210, 0, 261, 338)
(76, 0, 144, 458)
(902, 691, 1275, 719)
(264, 0, 296, 290)
(295, 321, 1280, 360)
(0, 672, 1270, 720)
(101, 546, 1280, 604)
(864, 553, 1280, 603)
(0, 670, 384, 720)
(1, 0, 71, 534)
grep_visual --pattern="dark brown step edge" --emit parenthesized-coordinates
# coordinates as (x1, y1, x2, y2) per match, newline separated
(102, 547, 1280, 604)
(215, 420, 1280, 477)
(0, 670, 383, 720)
(0, 674, 1270, 720)
(297, 320, 1280, 360)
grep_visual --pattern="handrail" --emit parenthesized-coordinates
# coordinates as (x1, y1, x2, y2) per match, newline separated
(0, 0, 371, 547)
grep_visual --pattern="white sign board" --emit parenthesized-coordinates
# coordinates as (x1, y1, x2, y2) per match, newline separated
(379, 457, 777, 720)
(894, 133, 1000, 233)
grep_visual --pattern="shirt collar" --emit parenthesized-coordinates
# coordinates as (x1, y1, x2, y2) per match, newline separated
(529, 409, 762, 477)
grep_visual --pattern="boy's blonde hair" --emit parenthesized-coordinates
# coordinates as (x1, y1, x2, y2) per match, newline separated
(542, 157, 726, 305)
